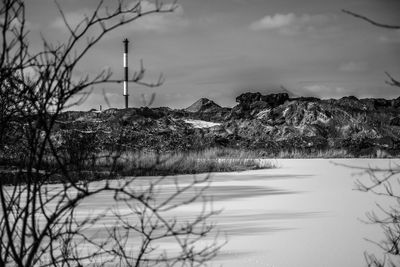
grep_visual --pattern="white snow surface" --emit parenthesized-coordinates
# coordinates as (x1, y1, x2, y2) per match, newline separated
(183, 119, 221, 128)
(23, 159, 395, 267)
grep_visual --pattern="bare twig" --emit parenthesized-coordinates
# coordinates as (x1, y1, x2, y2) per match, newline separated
(342, 9, 400, 30)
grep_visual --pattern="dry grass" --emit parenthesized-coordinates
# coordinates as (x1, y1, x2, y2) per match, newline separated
(275, 148, 353, 158)
(0, 148, 275, 184)
(273, 148, 395, 158)
(102, 148, 275, 176)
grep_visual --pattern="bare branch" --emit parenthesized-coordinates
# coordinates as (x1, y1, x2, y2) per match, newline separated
(385, 72, 400, 88)
(342, 9, 400, 29)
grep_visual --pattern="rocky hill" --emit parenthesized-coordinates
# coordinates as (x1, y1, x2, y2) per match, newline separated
(54, 92, 400, 157)
(185, 98, 221, 113)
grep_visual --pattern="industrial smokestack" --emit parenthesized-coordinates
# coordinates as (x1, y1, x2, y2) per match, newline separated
(123, 38, 129, 109)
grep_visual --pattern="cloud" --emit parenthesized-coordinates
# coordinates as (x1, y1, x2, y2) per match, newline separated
(250, 13, 333, 35)
(339, 61, 368, 72)
(51, 1, 188, 33)
(250, 13, 295, 30)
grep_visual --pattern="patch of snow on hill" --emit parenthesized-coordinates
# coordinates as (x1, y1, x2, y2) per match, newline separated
(256, 109, 271, 120)
(184, 119, 221, 129)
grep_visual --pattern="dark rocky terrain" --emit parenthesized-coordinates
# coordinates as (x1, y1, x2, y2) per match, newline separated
(55, 92, 400, 157)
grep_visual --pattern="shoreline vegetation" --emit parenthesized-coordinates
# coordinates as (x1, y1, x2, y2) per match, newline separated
(113, 149, 275, 176)
(0, 148, 274, 185)
(1, 147, 398, 185)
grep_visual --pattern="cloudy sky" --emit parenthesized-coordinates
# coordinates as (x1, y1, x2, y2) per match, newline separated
(24, 0, 400, 109)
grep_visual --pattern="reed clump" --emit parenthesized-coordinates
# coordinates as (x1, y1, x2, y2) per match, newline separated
(101, 148, 275, 176)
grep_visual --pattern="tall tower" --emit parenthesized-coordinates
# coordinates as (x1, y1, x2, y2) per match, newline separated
(123, 38, 129, 109)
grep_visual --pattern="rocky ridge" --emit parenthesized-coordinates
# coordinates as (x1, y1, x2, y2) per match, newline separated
(55, 92, 400, 156)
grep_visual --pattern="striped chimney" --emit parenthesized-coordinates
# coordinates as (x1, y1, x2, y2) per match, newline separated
(123, 38, 129, 109)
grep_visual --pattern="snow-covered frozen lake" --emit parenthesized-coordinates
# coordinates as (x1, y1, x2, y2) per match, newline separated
(11, 159, 397, 266)
(208, 159, 396, 267)
(75, 158, 398, 266)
